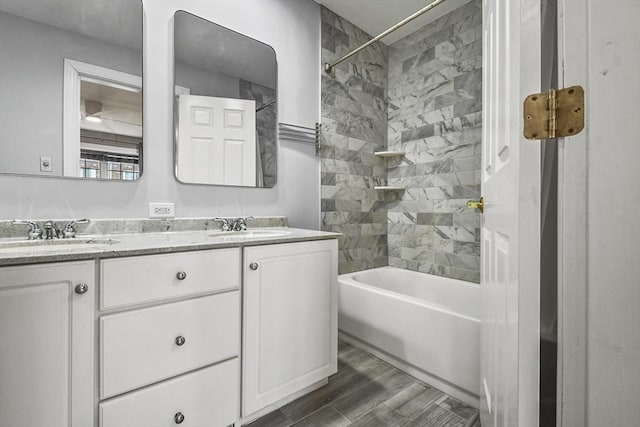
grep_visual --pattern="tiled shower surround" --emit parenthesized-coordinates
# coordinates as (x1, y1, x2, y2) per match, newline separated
(320, 7, 389, 274)
(321, 0, 482, 282)
(386, 0, 482, 283)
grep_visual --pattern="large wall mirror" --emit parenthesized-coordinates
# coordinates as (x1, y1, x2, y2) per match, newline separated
(0, 0, 143, 181)
(174, 11, 277, 188)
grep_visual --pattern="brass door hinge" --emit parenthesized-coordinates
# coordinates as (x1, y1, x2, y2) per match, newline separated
(523, 86, 584, 140)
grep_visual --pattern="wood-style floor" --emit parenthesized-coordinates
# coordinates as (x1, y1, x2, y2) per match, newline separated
(246, 340, 480, 427)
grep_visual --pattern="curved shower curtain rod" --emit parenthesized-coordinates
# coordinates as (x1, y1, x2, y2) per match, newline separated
(323, 0, 448, 74)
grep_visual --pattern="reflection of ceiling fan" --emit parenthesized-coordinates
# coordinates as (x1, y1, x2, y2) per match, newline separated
(81, 98, 142, 138)
(83, 100, 107, 123)
(82, 100, 132, 129)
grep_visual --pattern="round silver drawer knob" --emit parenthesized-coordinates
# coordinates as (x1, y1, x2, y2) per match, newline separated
(74, 283, 89, 294)
(176, 271, 187, 280)
(174, 412, 185, 424)
(175, 336, 186, 347)
(249, 262, 259, 270)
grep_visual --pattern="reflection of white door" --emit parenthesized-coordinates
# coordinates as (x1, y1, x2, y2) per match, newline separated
(480, 1, 541, 426)
(177, 95, 256, 186)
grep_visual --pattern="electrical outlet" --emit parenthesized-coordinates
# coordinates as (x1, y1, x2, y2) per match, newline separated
(40, 156, 52, 172)
(149, 203, 175, 218)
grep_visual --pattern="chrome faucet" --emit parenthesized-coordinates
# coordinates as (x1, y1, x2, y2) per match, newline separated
(43, 221, 61, 240)
(215, 216, 254, 232)
(11, 220, 43, 240)
(232, 216, 253, 232)
(11, 219, 89, 240)
(62, 219, 88, 238)
(215, 218, 233, 232)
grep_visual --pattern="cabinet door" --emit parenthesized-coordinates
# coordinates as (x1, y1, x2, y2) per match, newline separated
(0, 261, 95, 427)
(243, 239, 338, 416)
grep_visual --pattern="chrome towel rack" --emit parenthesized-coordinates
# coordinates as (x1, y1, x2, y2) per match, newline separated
(278, 122, 321, 156)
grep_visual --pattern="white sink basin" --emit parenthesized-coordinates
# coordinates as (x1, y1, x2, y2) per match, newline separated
(0, 237, 121, 252)
(208, 229, 291, 240)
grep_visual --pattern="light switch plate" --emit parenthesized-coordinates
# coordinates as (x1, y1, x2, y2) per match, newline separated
(149, 203, 175, 218)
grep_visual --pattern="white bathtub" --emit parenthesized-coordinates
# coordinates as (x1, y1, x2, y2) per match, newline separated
(338, 266, 480, 406)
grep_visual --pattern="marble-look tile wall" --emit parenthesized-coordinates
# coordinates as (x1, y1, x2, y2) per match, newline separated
(239, 80, 277, 187)
(320, 7, 389, 274)
(386, 0, 482, 283)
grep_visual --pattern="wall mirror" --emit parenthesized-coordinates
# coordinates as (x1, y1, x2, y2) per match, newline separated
(173, 11, 277, 188)
(0, 0, 143, 181)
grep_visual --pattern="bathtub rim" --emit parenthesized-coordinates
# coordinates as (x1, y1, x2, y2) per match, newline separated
(339, 267, 480, 323)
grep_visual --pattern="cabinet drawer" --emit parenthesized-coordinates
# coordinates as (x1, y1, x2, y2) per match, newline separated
(100, 248, 240, 309)
(100, 292, 239, 399)
(100, 358, 239, 427)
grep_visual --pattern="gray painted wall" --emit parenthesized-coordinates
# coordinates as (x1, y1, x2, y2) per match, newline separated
(0, 0, 321, 230)
(175, 61, 240, 99)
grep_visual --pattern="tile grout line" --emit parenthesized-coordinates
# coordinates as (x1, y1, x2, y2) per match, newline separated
(287, 402, 339, 426)
(331, 406, 353, 426)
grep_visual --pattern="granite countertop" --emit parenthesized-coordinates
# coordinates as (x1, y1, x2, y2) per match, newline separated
(0, 227, 340, 267)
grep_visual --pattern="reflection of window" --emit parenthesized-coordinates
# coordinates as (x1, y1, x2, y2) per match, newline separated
(79, 130, 141, 181)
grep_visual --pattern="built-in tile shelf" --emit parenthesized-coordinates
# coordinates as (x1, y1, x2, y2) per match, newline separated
(374, 151, 405, 158)
(373, 186, 405, 191)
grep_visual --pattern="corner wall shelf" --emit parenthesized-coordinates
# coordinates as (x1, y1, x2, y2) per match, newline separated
(374, 151, 405, 158)
(374, 186, 405, 191)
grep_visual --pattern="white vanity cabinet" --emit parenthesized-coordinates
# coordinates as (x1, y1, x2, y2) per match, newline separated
(98, 248, 241, 427)
(0, 261, 95, 427)
(0, 234, 338, 427)
(242, 239, 338, 417)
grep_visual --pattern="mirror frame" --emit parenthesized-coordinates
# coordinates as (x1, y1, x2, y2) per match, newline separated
(172, 10, 278, 189)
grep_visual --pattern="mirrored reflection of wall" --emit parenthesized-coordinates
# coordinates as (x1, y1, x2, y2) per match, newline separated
(173, 11, 277, 188)
(240, 80, 276, 188)
(0, 0, 143, 179)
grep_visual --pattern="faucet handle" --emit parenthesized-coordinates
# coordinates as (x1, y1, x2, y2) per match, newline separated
(62, 219, 89, 239)
(12, 220, 43, 240)
(215, 217, 232, 232)
(233, 216, 253, 231)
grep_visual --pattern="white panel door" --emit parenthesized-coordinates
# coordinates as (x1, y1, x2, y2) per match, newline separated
(481, 1, 541, 426)
(177, 94, 256, 186)
(242, 240, 338, 417)
(0, 261, 95, 427)
(559, 1, 640, 425)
